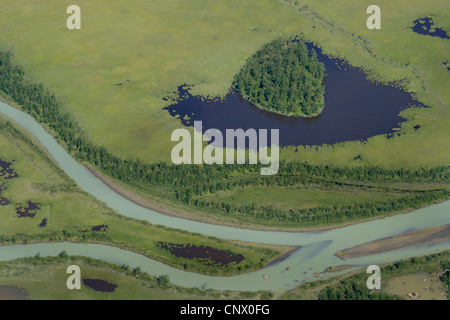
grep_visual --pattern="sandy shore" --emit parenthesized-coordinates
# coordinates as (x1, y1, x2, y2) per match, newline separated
(324, 265, 353, 273)
(336, 224, 450, 259)
(85, 165, 201, 222)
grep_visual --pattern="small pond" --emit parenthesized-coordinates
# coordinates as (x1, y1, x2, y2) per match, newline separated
(158, 242, 244, 266)
(82, 278, 118, 293)
(0, 286, 28, 300)
(412, 17, 449, 39)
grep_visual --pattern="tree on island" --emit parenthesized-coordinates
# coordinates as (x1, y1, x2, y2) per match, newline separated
(234, 37, 326, 117)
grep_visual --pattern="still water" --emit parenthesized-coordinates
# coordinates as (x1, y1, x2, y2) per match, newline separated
(165, 43, 424, 148)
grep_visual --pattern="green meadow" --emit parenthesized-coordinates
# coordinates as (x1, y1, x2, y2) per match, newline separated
(0, 115, 286, 275)
(0, 0, 448, 230)
(0, 0, 447, 168)
(0, 0, 304, 163)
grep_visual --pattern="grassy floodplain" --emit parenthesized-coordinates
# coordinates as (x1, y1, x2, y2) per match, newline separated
(0, 114, 287, 275)
(0, 0, 447, 167)
(0, 0, 448, 229)
(0, 0, 305, 163)
(0, 0, 448, 301)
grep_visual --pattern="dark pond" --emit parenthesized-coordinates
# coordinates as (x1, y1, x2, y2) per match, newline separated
(0, 196, 9, 206)
(39, 218, 47, 227)
(92, 224, 108, 232)
(164, 43, 425, 149)
(16, 200, 41, 218)
(80, 224, 108, 233)
(0, 286, 29, 300)
(412, 17, 449, 39)
(0, 159, 19, 207)
(0, 184, 9, 206)
(0, 158, 18, 180)
(158, 242, 244, 266)
(82, 278, 118, 293)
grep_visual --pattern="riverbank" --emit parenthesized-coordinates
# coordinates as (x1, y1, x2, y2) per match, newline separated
(86, 164, 450, 233)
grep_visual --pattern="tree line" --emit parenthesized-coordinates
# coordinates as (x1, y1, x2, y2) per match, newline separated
(192, 190, 448, 226)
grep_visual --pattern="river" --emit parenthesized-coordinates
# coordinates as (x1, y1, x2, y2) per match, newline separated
(0, 100, 449, 291)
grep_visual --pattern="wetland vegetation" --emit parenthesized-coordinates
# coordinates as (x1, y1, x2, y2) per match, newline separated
(165, 40, 419, 149)
(0, 0, 449, 299)
(412, 17, 449, 39)
(0, 115, 284, 275)
(157, 242, 245, 267)
(1, 48, 448, 229)
(0, 0, 448, 169)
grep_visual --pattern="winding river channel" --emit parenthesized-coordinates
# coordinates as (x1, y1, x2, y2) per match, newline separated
(0, 100, 449, 292)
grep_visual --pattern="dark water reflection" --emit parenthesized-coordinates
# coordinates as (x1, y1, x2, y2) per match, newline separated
(16, 200, 41, 218)
(0, 158, 19, 180)
(82, 278, 117, 293)
(165, 43, 425, 149)
(158, 242, 244, 266)
(412, 17, 449, 39)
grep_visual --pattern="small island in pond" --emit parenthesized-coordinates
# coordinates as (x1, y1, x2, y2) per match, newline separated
(233, 37, 326, 117)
